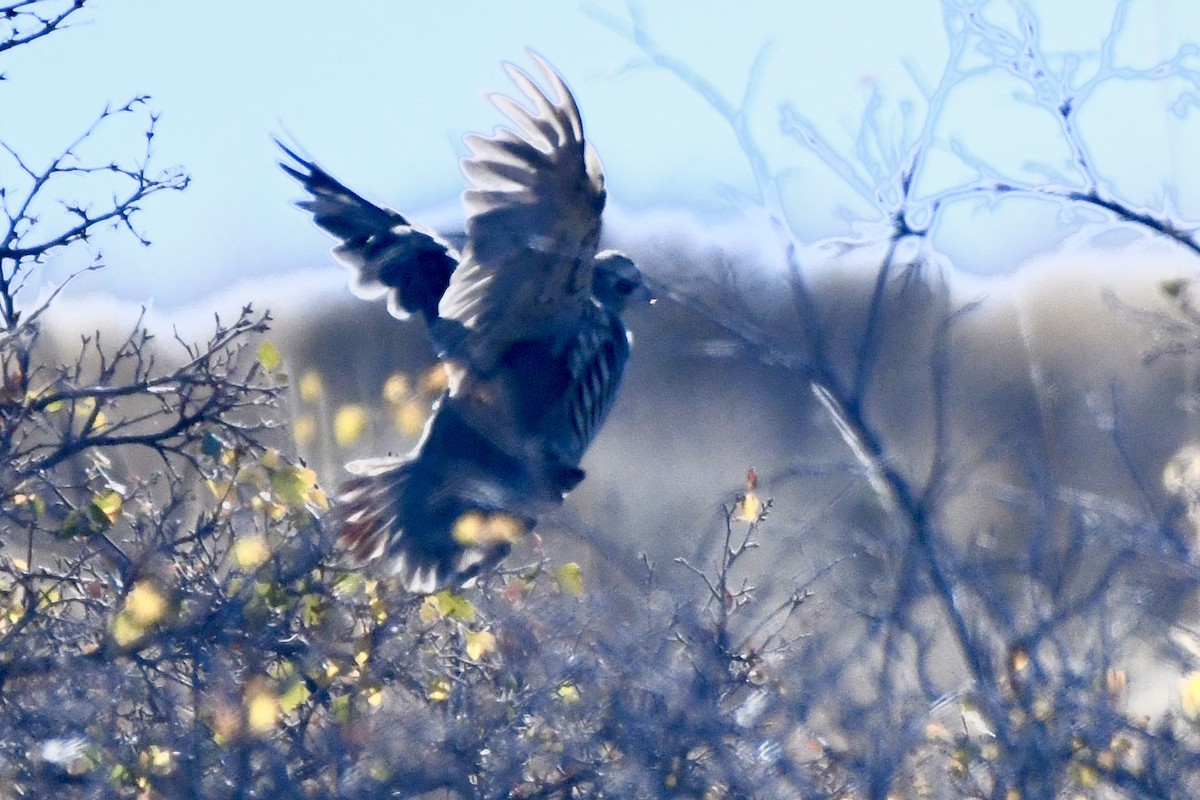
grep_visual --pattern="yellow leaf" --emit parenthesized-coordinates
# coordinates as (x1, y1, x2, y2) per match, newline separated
(736, 491, 763, 522)
(429, 589, 476, 622)
(487, 513, 525, 543)
(452, 511, 485, 544)
(267, 659, 294, 680)
(110, 613, 145, 648)
(11, 492, 44, 515)
(395, 400, 427, 436)
(231, 535, 271, 570)
(557, 682, 581, 703)
(555, 562, 584, 596)
(300, 593, 324, 627)
(1008, 644, 1030, 677)
(1181, 671, 1200, 718)
(382, 373, 409, 404)
(260, 448, 282, 470)
(366, 686, 383, 707)
(334, 405, 369, 447)
(90, 490, 124, 527)
(369, 595, 387, 624)
(331, 694, 351, 722)
(452, 510, 525, 546)
(298, 370, 324, 403)
(292, 414, 317, 446)
(257, 341, 282, 372)
(420, 365, 448, 393)
(278, 680, 310, 714)
(124, 581, 167, 626)
(332, 573, 364, 597)
(466, 630, 496, 660)
(427, 677, 451, 702)
(245, 684, 279, 734)
(307, 486, 330, 511)
(150, 746, 171, 769)
(269, 464, 320, 509)
(139, 745, 172, 772)
(418, 598, 440, 624)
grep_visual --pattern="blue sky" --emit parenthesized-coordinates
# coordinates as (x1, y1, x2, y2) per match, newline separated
(4, 0, 1200, 306)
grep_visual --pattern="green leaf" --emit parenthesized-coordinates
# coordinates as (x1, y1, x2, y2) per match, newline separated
(89, 490, 123, 527)
(257, 341, 282, 372)
(278, 679, 311, 714)
(58, 509, 88, 538)
(269, 464, 319, 509)
(428, 589, 476, 622)
(554, 562, 584, 596)
(331, 573, 363, 598)
(331, 694, 351, 722)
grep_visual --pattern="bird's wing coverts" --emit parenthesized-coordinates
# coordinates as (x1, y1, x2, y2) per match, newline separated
(438, 52, 608, 370)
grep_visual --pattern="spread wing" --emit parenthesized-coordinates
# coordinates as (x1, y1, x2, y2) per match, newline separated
(277, 139, 459, 324)
(437, 52, 608, 372)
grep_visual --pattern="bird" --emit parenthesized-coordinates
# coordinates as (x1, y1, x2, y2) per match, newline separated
(278, 52, 648, 593)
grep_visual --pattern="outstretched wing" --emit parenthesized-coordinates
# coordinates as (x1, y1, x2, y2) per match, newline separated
(437, 52, 608, 372)
(276, 139, 459, 324)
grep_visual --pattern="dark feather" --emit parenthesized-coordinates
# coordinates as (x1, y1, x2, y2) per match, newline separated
(276, 138, 458, 324)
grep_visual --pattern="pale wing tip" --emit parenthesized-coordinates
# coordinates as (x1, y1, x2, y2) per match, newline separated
(487, 92, 554, 151)
(499, 55, 582, 146)
(525, 49, 584, 141)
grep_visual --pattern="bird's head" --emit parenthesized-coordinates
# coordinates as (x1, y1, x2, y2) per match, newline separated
(593, 250, 652, 312)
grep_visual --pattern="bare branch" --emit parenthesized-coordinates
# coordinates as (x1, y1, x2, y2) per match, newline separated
(0, 98, 188, 329)
(0, 0, 88, 58)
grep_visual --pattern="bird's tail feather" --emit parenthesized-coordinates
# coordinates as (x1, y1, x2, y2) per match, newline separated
(328, 455, 517, 594)
(330, 457, 410, 566)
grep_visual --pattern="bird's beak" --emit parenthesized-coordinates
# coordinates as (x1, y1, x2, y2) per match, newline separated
(634, 282, 655, 306)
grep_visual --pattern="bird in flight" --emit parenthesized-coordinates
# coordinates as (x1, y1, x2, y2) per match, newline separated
(279, 53, 648, 593)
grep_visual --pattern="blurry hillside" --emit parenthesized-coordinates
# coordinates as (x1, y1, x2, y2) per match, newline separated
(47, 210, 1200, 639)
